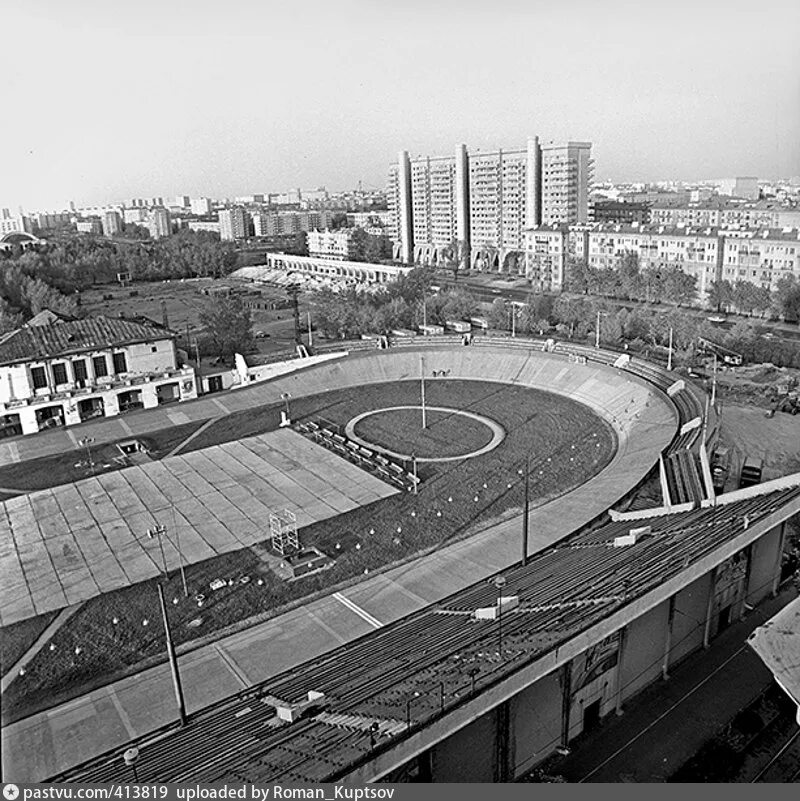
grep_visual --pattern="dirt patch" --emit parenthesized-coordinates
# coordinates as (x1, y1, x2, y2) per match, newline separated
(717, 404, 800, 482)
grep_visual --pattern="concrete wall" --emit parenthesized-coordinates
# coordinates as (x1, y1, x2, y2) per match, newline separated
(126, 339, 177, 374)
(620, 599, 670, 701)
(430, 709, 496, 782)
(747, 524, 782, 605)
(509, 670, 561, 777)
(670, 573, 712, 667)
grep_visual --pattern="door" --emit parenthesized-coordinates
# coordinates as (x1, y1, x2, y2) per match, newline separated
(583, 698, 601, 734)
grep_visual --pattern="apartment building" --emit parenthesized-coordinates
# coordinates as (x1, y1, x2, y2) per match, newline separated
(540, 141, 594, 225)
(0, 316, 197, 438)
(651, 199, 800, 230)
(102, 210, 122, 237)
(0, 212, 33, 236)
(307, 229, 357, 260)
(190, 197, 213, 216)
(147, 206, 172, 239)
(219, 207, 250, 241)
(590, 200, 651, 225)
(388, 137, 590, 270)
(251, 210, 333, 237)
(719, 228, 800, 292)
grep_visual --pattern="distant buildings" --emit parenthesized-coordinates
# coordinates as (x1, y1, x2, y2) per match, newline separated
(388, 137, 593, 267)
(650, 198, 800, 230)
(590, 200, 651, 225)
(307, 229, 357, 260)
(219, 207, 250, 241)
(525, 222, 800, 300)
(0, 211, 32, 236)
(190, 197, 213, 216)
(102, 210, 122, 237)
(252, 210, 333, 237)
(147, 207, 172, 239)
(76, 219, 102, 235)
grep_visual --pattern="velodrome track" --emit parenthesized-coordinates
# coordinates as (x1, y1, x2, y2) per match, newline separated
(2, 342, 682, 780)
(0, 345, 678, 625)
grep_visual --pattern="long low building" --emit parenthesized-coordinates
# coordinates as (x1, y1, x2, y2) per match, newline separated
(254, 252, 413, 285)
(55, 474, 800, 783)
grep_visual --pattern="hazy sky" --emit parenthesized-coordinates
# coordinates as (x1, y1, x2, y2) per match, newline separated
(2, 0, 799, 211)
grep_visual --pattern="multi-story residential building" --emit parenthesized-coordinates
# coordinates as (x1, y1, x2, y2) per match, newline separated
(0, 316, 197, 438)
(31, 212, 73, 231)
(174, 195, 191, 209)
(650, 198, 800, 230)
(219, 207, 250, 241)
(525, 226, 569, 293)
(0, 213, 33, 236)
(102, 210, 122, 237)
(590, 200, 651, 225)
(346, 211, 391, 229)
(147, 207, 172, 239)
(388, 137, 591, 269)
(190, 197, 213, 216)
(306, 229, 357, 260)
(186, 220, 221, 234)
(540, 141, 594, 225)
(123, 207, 149, 224)
(719, 228, 800, 293)
(76, 218, 103, 235)
(251, 210, 333, 237)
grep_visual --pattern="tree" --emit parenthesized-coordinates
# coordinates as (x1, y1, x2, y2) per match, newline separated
(199, 295, 254, 361)
(731, 280, 771, 317)
(706, 280, 734, 312)
(661, 266, 696, 306)
(773, 275, 800, 322)
(565, 258, 590, 294)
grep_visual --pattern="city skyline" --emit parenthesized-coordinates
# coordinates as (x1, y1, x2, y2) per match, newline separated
(2, 0, 799, 211)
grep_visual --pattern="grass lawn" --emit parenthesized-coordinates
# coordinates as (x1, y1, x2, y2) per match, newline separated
(352, 407, 495, 459)
(0, 421, 205, 500)
(0, 611, 59, 676)
(1, 380, 616, 723)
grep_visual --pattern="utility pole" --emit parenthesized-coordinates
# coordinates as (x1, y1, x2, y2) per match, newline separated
(157, 581, 187, 726)
(307, 310, 313, 348)
(420, 356, 427, 429)
(521, 457, 530, 566)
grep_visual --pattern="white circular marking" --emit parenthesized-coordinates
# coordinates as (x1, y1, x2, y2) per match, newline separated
(345, 406, 505, 463)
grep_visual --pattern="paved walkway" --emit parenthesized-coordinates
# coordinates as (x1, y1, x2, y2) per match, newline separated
(0, 430, 397, 625)
(546, 585, 799, 783)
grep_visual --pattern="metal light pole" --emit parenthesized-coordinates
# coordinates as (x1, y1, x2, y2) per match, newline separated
(307, 310, 313, 348)
(511, 303, 516, 338)
(711, 354, 718, 407)
(412, 454, 418, 495)
(493, 576, 507, 654)
(667, 326, 674, 372)
(468, 667, 480, 694)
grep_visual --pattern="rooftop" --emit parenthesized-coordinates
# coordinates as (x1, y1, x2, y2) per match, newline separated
(0, 315, 174, 366)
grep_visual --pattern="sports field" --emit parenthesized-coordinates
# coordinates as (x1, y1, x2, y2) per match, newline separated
(1, 379, 615, 722)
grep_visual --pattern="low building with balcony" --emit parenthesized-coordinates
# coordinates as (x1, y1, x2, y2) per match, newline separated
(0, 315, 197, 438)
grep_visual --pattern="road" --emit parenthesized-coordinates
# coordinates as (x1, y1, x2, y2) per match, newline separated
(434, 273, 800, 343)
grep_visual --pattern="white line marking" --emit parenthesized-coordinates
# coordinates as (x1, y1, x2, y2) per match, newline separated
(332, 592, 382, 629)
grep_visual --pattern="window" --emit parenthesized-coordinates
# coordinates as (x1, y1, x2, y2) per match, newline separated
(52, 363, 68, 385)
(72, 359, 87, 382)
(112, 352, 128, 374)
(93, 355, 108, 377)
(31, 366, 47, 390)
(151, 345, 157, 353)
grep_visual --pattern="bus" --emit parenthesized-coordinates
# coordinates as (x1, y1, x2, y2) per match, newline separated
(470, 316, 489, 330)
(445, 320, 471, 334)
(418, 324, 444, 336)
(739, 456, 763, 489)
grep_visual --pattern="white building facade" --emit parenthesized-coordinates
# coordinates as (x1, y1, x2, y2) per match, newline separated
(0, 317, 198, 438)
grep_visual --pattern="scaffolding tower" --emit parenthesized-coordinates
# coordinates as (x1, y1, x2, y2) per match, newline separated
(270, 509, 299, 556)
